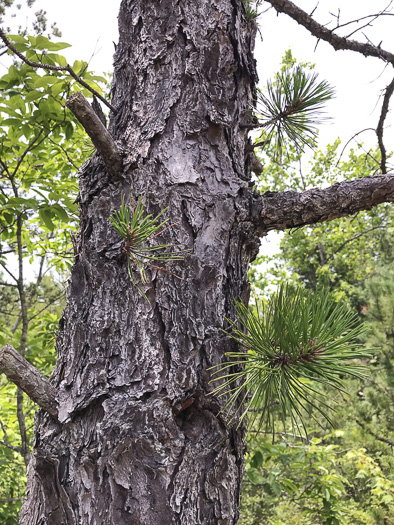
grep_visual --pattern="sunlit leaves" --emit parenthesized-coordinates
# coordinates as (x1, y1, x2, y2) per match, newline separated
(0, 34, 109, 273)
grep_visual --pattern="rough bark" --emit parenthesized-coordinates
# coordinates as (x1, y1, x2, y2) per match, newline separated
(252, 173, 394, 233)
(20, 1, 259, 524)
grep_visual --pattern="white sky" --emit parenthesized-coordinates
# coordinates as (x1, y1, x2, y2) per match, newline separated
(2, 0, 394, 267)
(7, 0, 392, 151)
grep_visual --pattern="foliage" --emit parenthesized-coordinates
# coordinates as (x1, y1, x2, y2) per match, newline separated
(240, 435, 394, 525)
(242, 0, 265, 20)
(110, 195, 187, 301)
(242, 58, 394, 519)
(0, 32, 107, 521)
(210, 286, 368, 433)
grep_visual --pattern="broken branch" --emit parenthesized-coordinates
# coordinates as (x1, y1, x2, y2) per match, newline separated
(66, 92, 122, 177)
(0, 344, 58, 418)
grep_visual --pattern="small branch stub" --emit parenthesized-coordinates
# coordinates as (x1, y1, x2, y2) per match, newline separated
(66, 92, 122, 177)
(0, 344, 58, 418)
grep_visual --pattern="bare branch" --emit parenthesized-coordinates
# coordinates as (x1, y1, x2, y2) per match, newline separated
(0, 344, 58, 418)
(326, 225, 386, 262)
(0, 29, 115, 113)
(356, 419, 394, 448)
(332, 2, 394, 34)
(337, 128, 375, 165)
(0, 259, 18, 283)
(376, 77, 394, 174)
(252, 173, 394, 233)
(265, 0, 394, 65)
(66, 92, 122, 177)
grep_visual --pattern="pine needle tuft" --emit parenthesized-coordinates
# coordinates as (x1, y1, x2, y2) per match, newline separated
(110, 194, 187, 301)
(210, 285, 369, 434)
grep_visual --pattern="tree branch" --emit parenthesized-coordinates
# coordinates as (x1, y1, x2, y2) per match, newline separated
(265, 0, 394, 65)
(0, 29, 115, 112)
(66, 92, 122, 177)
(376, 77, 394, 174)
(253, 173, 394, 233)
(326, 225, 386, 262)
(0, 345, 58, 418)
(0, 419, 22, 453)
(355, 419, 394, 448)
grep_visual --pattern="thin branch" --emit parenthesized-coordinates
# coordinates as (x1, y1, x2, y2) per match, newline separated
(12, 130, 43, 179)
(376, 77, 394, 174)
(332, 2, 394, 33)
(46, 135, 79, 169)
(265, 0, 394, 65)
(0, 29, 116, 113)
(253, 173, 394, 234)
(326, 225, 386, 262)
(0, 259, 18, 283)
(28, 290, 65, 322)
(0, 280, 17, 287)
(0, 497, 24, 503)
(0, 419, 22, 453)
(337, 128, 375, 165)
(66, 92, 122, 177)
(355, 419, 394, 447)
(248, 429, 314, 444)
(0, 345, 58, 418)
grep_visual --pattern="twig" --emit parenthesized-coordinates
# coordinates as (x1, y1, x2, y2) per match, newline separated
(355, 419, 394, 448)
(326, 225, 386, 262)
(336, 128, 375, 165)
(0, 29, 115, 113)
(332, 2, 394, 33)
(0, 419, 22, 453)
(0, 259, 18, 283)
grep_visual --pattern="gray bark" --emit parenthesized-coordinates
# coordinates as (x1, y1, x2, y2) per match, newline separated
(21, 1, 259, 523)
(253, 173, 394, 233)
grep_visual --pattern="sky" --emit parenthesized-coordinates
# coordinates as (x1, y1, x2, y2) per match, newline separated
(2, 0, 394, 265)
(6, 0, 392, 151)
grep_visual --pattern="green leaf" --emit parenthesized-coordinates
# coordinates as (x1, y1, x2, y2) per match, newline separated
(64, 122, 73, 141)
(39, 208, 55, 231)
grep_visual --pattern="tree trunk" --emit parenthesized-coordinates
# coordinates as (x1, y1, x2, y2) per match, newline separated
(20, 1, 260, 523)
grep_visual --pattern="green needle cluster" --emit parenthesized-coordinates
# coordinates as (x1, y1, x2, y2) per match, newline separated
(258, 66, 335, 156)
(110, 194, 186, 300)
(210, 285, 369, 434)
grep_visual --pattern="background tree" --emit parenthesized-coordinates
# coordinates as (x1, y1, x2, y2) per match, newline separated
(0, 28, 106, 521)
(241, 123, 394, 524)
